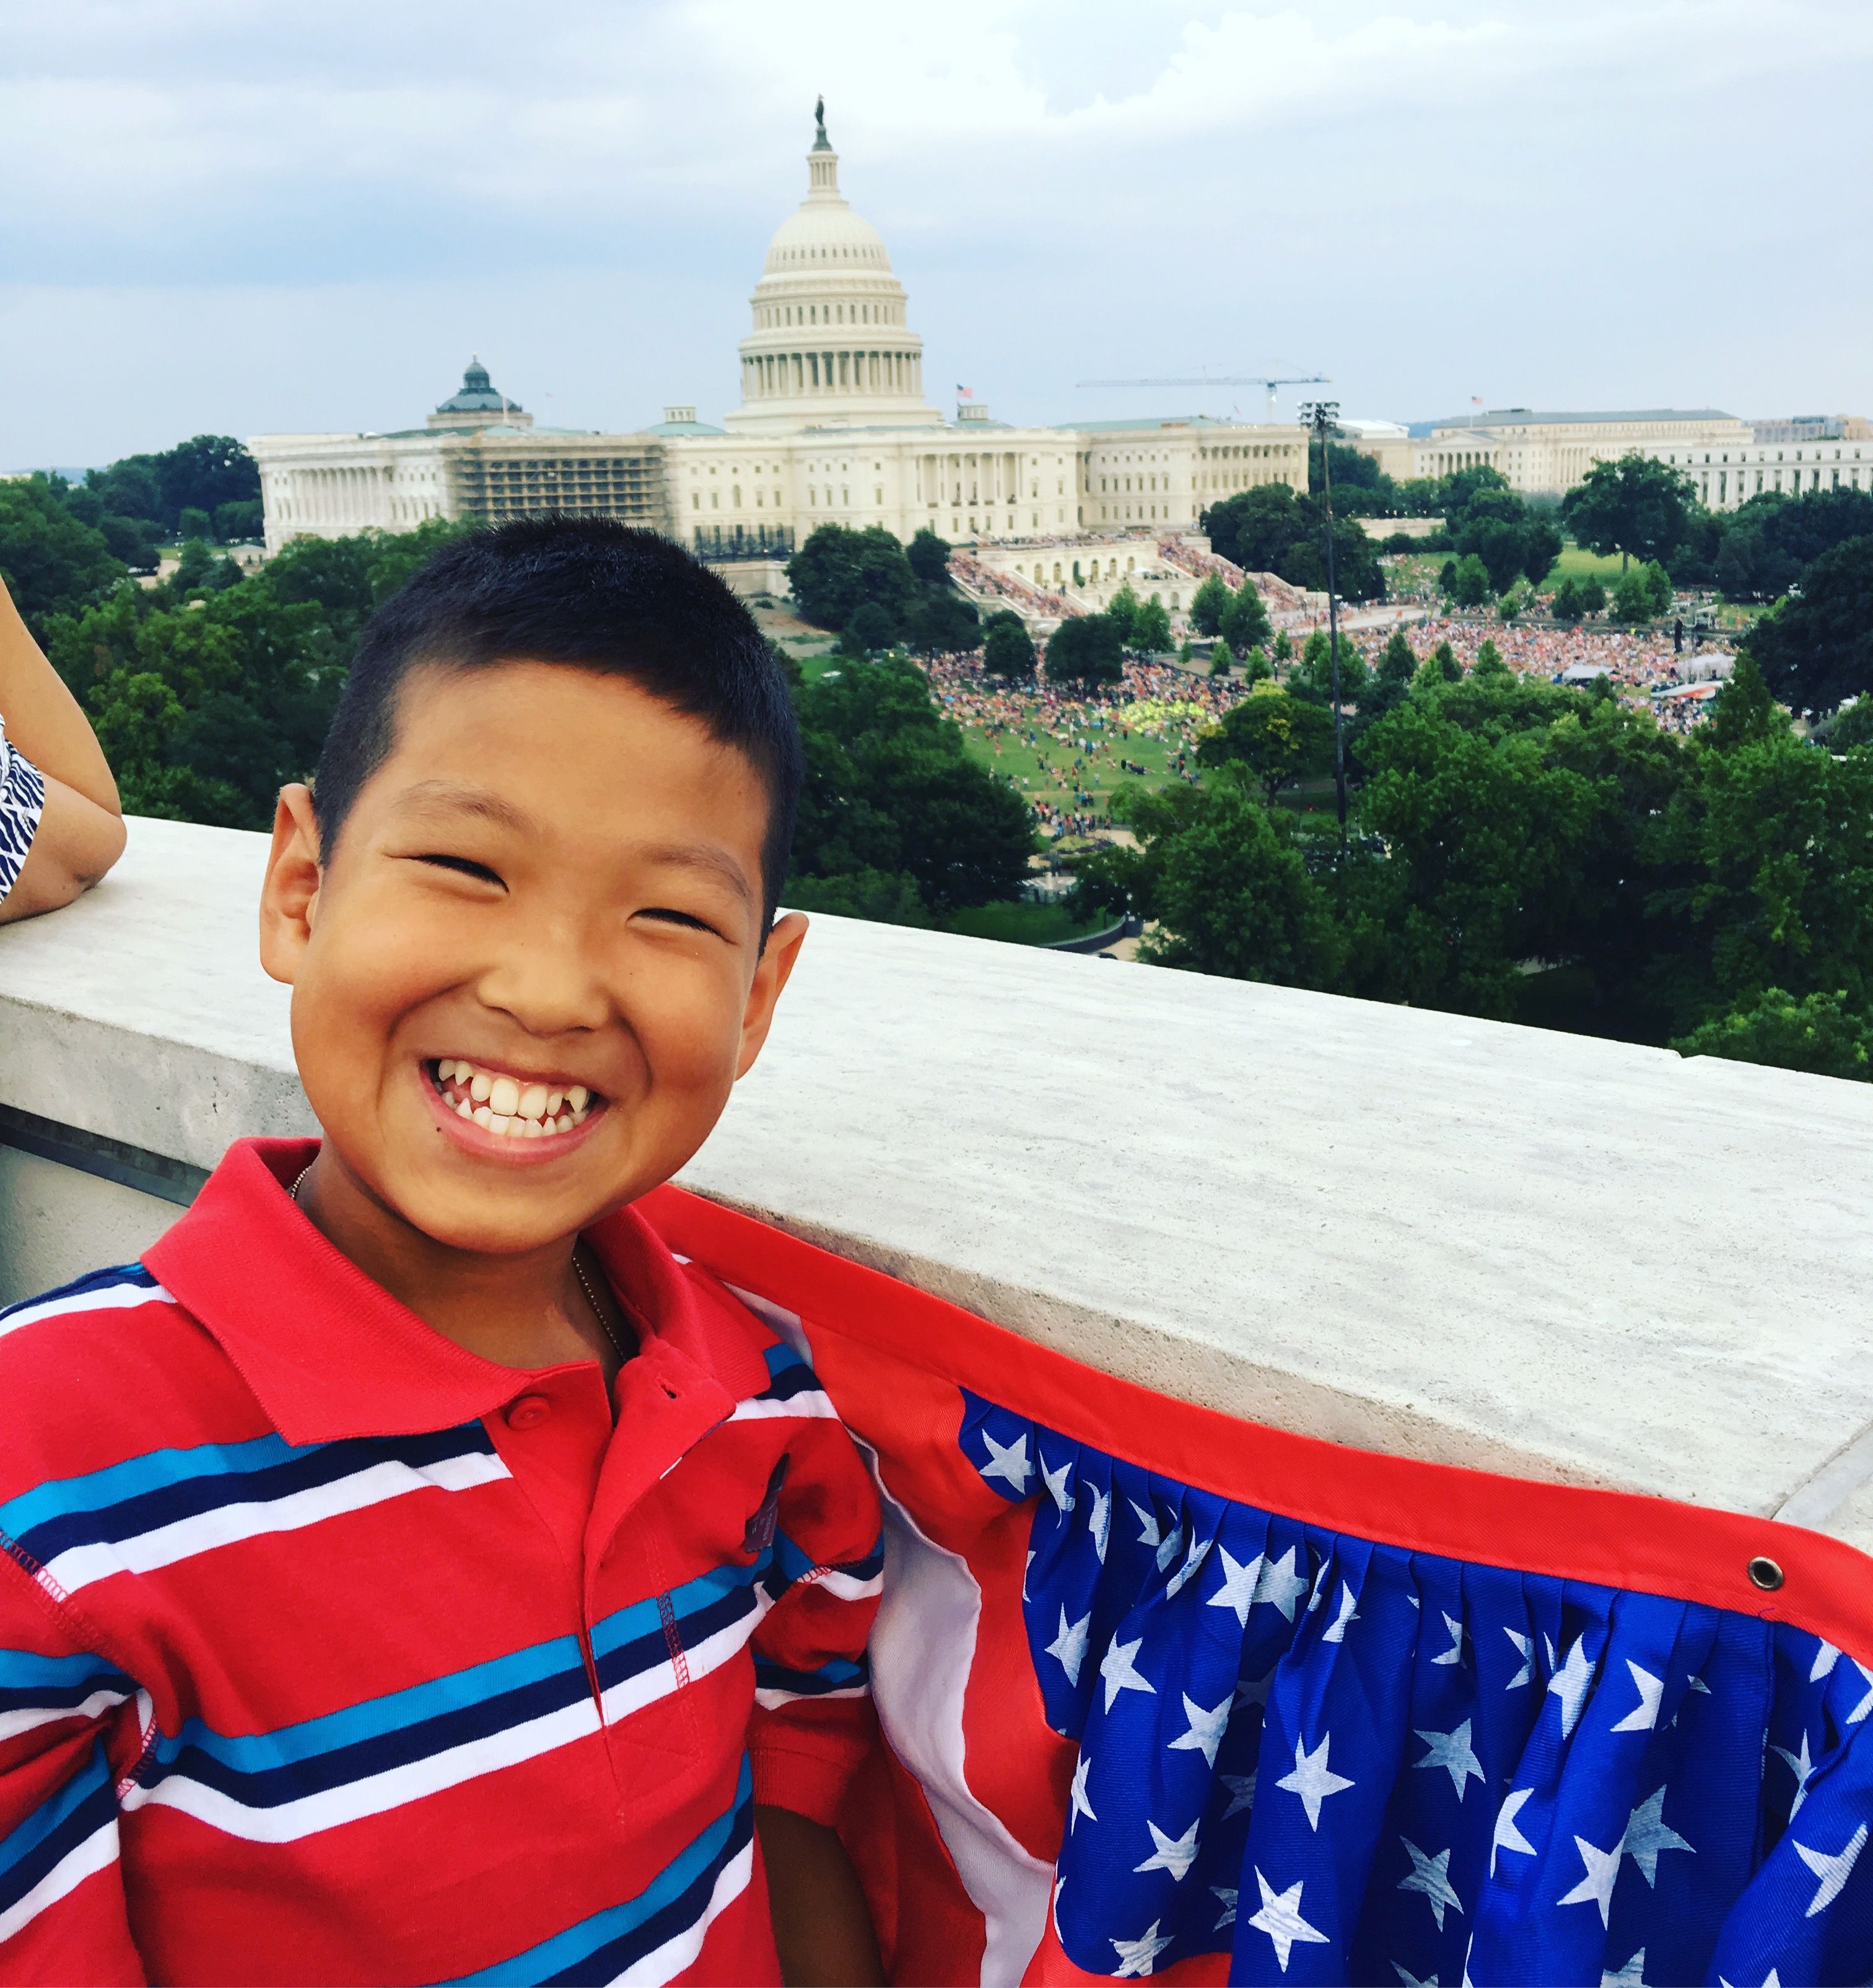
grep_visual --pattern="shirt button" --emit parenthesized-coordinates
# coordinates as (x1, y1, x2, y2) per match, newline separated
(505, 1394, 551, 1431)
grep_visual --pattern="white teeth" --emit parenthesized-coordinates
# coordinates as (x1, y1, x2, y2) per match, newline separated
(517, 1083, 549, 1121)
(554, 1114, 572, 1134)
(546, 1090, 564, 1117)
(567, 1086, 589, 1112)
(456, 1097, 472, 1118)
(488, 1076, 520, 1117)
(441, 1058, 460, 1082)
(473, 1104, 492, 1128)
(522, 1118, 543, 1138)
(488, 1113, 512, 1135)
(469, 1072, 492, 1104)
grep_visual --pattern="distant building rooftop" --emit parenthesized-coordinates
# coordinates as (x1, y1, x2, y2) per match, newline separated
(1427, 407, 1737, 431)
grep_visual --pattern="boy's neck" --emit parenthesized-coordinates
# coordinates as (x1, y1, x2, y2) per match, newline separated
(292, 1149, 629, 1383)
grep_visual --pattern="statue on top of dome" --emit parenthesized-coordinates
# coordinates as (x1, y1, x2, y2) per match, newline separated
(813, 96, 829, 150)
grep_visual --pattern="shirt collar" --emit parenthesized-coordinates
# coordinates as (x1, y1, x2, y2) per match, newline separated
(145, 1137, 763, 1445)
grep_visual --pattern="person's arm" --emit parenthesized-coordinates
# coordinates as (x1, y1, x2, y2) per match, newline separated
(754, 1805, 882, 1987)
(0, 575, 126, 923)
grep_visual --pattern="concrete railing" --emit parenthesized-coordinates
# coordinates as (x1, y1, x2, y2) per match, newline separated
(5, 816, 1873, 1552)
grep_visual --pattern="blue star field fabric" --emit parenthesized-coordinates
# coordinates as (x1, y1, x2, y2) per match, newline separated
(964, 1392, 1873, 1987)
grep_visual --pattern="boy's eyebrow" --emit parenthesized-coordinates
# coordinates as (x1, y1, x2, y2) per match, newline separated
(637, 840, 754, 906)
(391, 780, 535, 833)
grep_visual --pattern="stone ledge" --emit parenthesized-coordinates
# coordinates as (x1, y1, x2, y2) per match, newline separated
(4, 815, 1872, 1550)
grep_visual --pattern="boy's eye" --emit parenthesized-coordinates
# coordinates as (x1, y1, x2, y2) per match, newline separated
(639, 906, 720, 936)
(413, 853, 505, 887)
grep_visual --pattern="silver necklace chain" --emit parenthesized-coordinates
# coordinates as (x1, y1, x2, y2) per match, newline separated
(287, 1160, 626, 1361)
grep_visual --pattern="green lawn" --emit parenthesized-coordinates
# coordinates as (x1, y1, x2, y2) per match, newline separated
(941, 900, 1111, 945)
(1541, 544, 1631, 586)
(959, 709, 1207, 814)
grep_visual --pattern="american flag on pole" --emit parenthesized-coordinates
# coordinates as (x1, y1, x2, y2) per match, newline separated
(646, 1188, 1873, 1987)
(958, 385, 976, 401)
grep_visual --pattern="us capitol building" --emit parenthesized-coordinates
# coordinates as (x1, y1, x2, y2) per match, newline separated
(249, 108, 1308, 605)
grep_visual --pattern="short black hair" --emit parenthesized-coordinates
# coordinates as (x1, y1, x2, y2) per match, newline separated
(312, 517, 801, 929)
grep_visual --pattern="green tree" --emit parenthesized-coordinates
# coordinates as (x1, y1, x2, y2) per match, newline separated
(904, 586, 980, 654)
(214, 500, 263, 543)
(789, 655, 1034, 913)
(1561, 453, 1698, 570)
(178, 506, 213, 543)
(1580, 577, 1607, 615)
(843, 601, 898, 655)
(1104, 581, 1142, 643)
(1046, 614, 1125, 686)
(1218, 582, 1272, 655)
(906, 527, 953, 587)
(149, 435, 262, 536)
(1129, 598, 1172, 653)
(1674, 987, 1873, 1080)
(1136, 774, 1344, 986)
(1610, 569, 1654, 624)
(1829, 699, 1873, 751)
(786, 524, 917, 634)
(1746, 534, 1873, 713)
(1189, 570, 1231, 636)
(1552, 577, 1584, 623)
(1288, 629, 1369, 706)
(1196, 688, 1334, 804)
(1239, 645, 1272, 684)
(1449, 553, 1491, 607)
(0, 477, 127, 630)
(980, 611, 1036, 679)
(1641, 560, 1674, 617)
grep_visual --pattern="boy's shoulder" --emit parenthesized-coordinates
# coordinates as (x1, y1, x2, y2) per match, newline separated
(661, 1247, 842, 1426)
(0, 1260, 252, 1505)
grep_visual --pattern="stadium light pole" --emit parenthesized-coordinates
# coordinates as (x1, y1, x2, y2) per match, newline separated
(1300, 400, 1347, 835)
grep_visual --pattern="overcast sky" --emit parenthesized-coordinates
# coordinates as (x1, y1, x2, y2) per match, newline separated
(4, 0, 1869, 468)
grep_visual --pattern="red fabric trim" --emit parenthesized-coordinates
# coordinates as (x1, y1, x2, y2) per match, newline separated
(640, 1185, 1873, 1666)
(749, 1740, 850, 1828)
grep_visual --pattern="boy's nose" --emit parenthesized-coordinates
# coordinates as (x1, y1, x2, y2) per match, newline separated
(474, 937, 613, 1039)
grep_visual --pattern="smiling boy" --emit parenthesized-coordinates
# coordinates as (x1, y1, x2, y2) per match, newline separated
(0, 521, 885, 1985)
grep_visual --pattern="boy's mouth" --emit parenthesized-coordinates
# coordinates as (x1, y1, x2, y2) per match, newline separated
(427, 1058, 603, 1140)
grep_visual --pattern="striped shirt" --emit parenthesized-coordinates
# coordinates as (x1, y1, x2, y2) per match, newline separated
(0, 1138, 883, 1985)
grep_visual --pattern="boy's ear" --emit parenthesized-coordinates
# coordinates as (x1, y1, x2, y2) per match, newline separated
(735, 910, 808, 1080)
(258, 783, 323, 987)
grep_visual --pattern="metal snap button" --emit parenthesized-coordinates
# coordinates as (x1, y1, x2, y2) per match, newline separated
(505, 1394, 551, 1431)
(1747, 1555, 1784, 1592)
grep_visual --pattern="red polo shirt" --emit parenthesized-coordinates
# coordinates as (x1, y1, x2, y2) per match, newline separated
(0, 1138, 882, 1986)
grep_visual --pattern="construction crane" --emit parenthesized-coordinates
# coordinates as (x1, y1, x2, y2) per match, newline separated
(1076, 372, 1330, 422)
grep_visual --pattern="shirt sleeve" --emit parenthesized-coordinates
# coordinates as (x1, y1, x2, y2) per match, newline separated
(0, 717, 46, 908)
(746, 1374, 884, 1828)
(0, 1558, 147, 1982)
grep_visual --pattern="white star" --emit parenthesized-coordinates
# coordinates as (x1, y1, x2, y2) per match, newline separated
(1134, 1816, 1200, 1882)
(1687, 1672, 1713, 1696)
(1771, 1731, 1815, 1818)
(1601, 1947, 1647, 1987)
(1277, 1732, 1356, 1830)
(1306, 1560, 1332, 1613)
(1131, 1499, 1163, 1551)
(1398, 1839, 1463, 1931)
(1207, 1546, 1260, 1626)
(1088, 1486, 1111, 1564)
(1099, 1635, 1156, 1712)
(1039, 1452, 1075, 1514)
(1491, 1787, 1537, 1876)
(1548, 1636, 1596, 1740)
(1069, 1753, 1096, 1831)
(1717, 1973, 1781, 1987)
(1323, 1583, 1360, 1644)
(1254, 1546, 1309, 1621)
(1154, 1522, 1185, 1574)
(1812, 1639, 1840, 1682)
(1558, 1833, 1622, 1927)
(1393, 1969, 1439, 1987)
(1168, 1691, 1232, 1768)
(1023, 1550, 1034, 1602)
(1620, 1788, 1693, 1886)
(1796, 1821, 1866, 1916)
(1848, 1661, 1873, 1725)
(1110, 1920, 1174, 1978)
(1504, 1628, 1532, 1689)
(979, 1428, 1031, 1492)
(1247, 1870, 1330, 1973)
(1414, 1718, 1485, 1800)
(1220, 1771, 1257, 1820)
(1431, 1611, 1465, 1666)
(1212, 1885, 1238, 1929)
(1046, 1607, 1091, 1686)
(1610, 1661, 1664, 1733)
(1165, 1531, 1212, 1599)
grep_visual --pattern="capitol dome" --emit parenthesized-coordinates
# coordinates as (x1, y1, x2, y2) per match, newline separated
(722, 105, 940, 435)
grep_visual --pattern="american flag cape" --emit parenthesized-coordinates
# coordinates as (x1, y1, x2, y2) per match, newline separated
(643, 1187, 1873, 1987)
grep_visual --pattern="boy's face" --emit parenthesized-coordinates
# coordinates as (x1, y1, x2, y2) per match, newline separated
(260, 661, 805, 1257)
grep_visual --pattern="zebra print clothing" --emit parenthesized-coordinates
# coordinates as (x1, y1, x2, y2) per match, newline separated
(0, 715, 46, 905)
